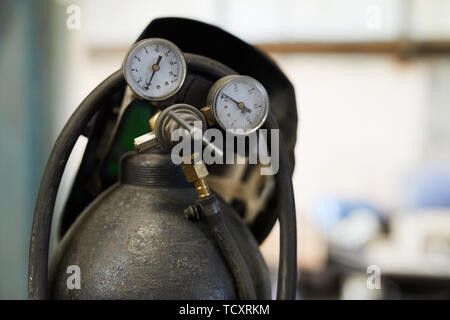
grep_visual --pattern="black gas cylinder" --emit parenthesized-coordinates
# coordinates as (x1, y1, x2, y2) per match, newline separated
(49, 149, 271, 299)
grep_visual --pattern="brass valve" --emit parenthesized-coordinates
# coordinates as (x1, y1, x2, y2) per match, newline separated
(133, 110, 161, 152)
(200, 106, 215, 126)
(182, 161, 211, 199)
(132, 104, 217, 200)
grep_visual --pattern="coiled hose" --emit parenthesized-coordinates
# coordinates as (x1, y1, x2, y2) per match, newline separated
(266, 113, 297, 300)
(197, 113, 297, 300)
(28, 70, 125, 299)
(28, 69, 296, 300)
(197, 194, 257, 299)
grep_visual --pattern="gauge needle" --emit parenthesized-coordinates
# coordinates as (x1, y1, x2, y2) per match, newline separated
(221, 93, 252, 113)
(221, 93, 239, 105)
(145, 55, 162, 89)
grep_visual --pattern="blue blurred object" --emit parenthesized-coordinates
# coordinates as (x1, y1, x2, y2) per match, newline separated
(314, 196, 379, 233)
(404, 167, 450, 209)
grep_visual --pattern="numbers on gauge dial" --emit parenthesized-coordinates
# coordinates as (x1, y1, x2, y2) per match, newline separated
(214, 78, 268, 134)
(125, 39, 186, 100)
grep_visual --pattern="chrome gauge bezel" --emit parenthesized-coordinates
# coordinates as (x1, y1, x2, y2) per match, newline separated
(207, 75, 269, 135)
(123, 38, 187, 101)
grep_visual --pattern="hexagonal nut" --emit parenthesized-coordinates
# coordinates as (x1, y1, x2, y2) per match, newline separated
(182, 163, 209, 182)
(134, 131, 158, 153)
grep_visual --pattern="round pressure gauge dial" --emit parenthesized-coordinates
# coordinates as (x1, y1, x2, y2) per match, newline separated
(207, 75, 269, 135)
(123, 38, 187, 101)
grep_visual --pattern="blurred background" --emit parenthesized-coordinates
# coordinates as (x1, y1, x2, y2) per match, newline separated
(1, 0, 450, 299)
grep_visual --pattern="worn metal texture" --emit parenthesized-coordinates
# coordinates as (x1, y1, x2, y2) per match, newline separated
(49, 150, 270, 299)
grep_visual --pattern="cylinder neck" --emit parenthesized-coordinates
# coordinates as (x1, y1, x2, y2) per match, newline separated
(120, 148, 191, 188)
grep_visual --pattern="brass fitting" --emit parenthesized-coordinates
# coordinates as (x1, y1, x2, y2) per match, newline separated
(182, 162, 211, 199)
(193, 178, 211, 199)
(133, 131, 158, 152)
(133, 110, 162, 153)
(200, 106, 216, 126)
(149, 110, 161, 131)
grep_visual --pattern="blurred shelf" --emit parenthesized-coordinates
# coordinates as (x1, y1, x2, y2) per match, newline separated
(258, 40, 450, 57)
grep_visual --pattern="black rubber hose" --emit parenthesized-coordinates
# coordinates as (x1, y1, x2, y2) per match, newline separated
(28, 70, 125, 299)
(28, 69, 296, 300)
(198, 195, 257, 300)
(266, 112, 298, 300)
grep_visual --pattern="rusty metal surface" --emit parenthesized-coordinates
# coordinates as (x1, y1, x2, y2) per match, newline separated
(49, 151, 270, 299)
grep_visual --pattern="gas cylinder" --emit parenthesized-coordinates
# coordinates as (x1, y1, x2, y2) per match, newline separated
(49, 149, 271, 299)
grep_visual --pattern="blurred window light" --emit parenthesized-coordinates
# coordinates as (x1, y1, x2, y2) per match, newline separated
(59, 0, 450, 49)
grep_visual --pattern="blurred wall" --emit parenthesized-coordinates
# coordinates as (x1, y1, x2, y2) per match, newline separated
(0, 1, 53, 299)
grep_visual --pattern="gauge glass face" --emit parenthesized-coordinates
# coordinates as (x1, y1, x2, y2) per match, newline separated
(123, 38, 186, 101)
(212, 76, 269, 135)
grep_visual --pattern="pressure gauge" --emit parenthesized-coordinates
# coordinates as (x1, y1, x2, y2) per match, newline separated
(207, 75, 269, 135)
(123, 38, 187, 101)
